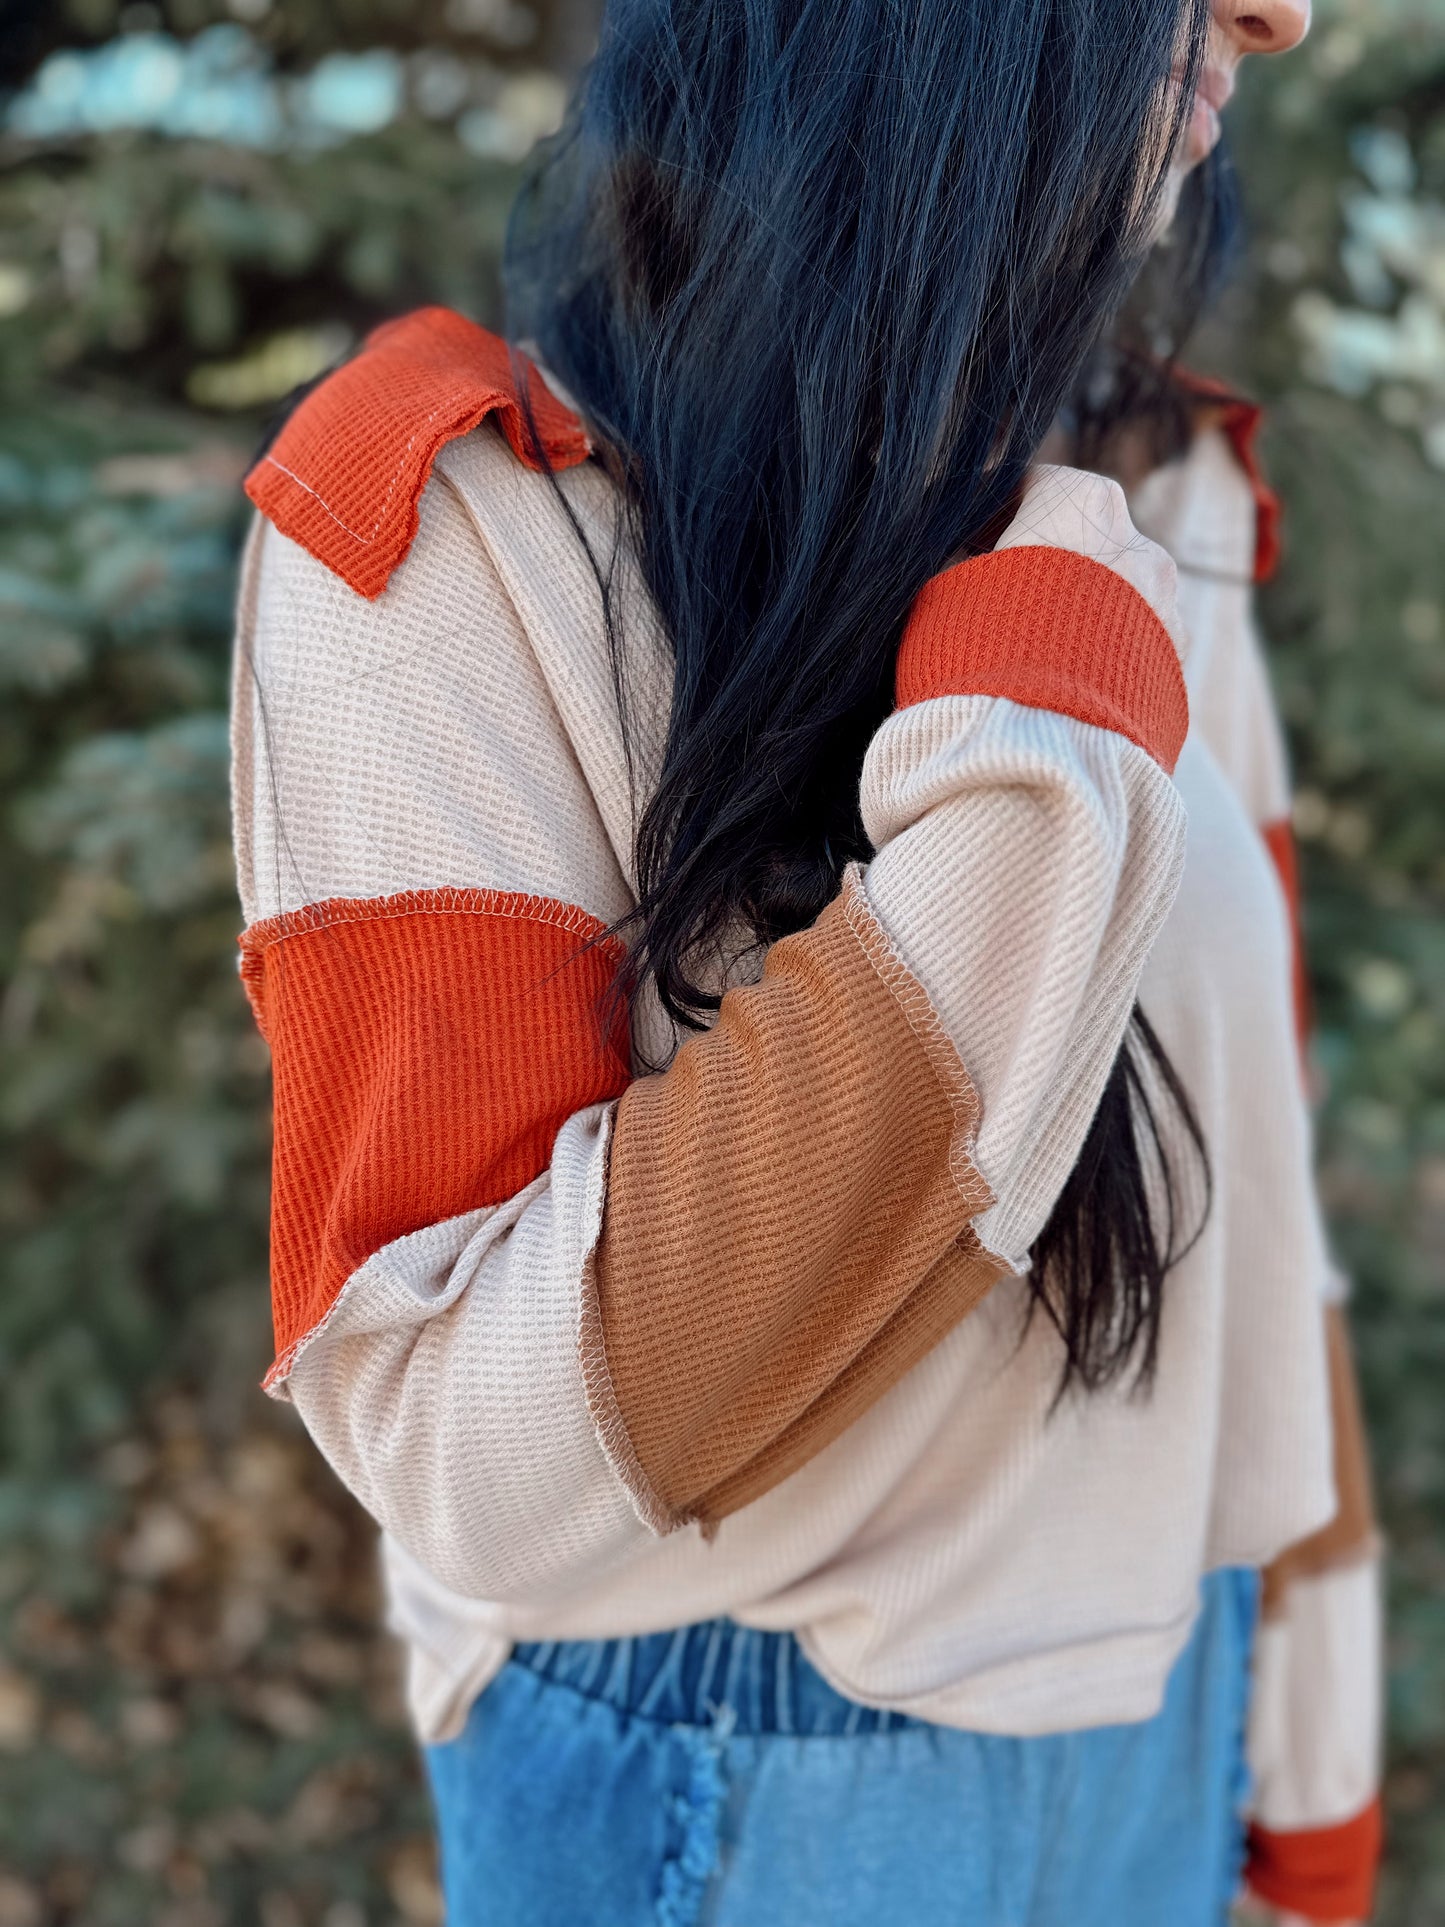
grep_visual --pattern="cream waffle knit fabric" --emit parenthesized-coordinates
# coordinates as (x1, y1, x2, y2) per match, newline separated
(232, 411, 1374, 1856)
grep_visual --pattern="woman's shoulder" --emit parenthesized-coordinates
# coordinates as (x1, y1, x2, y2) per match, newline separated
(231, 311, 654, 934)
(233, 304, 626, 783)
(242, 306, 593, 602)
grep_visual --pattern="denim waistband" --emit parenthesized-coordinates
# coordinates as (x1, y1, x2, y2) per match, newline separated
(510, 1619, 915, 1736)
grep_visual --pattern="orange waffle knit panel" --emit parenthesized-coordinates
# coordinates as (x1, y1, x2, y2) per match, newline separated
(244, 308, 590, 600)
(895, 547, 1189, 773)
(1262, 815, 1313, 1060)
(240, 889, 629, 1383)
(587, 870, 1004, 1533)
(1246, 1798, 1383, 1923)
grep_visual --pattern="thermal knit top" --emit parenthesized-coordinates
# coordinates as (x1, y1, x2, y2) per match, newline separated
(232, 309, 1382, 1920)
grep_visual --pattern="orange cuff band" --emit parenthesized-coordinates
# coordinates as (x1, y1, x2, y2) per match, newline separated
(1246, 1798, 1383, 1923)
(896, 546, 1189, 772)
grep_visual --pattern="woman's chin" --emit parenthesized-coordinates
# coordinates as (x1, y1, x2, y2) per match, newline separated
(1183, 96, 1222, 170)
(1151, 99, 1223, 243)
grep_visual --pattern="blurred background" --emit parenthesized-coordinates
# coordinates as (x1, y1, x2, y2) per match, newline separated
(0, 0, 1440, 1920)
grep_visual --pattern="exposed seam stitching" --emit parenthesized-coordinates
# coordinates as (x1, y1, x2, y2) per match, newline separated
(263, 1176, 554, 1395)
(264, 1256, 365, 1393)
(576, 1105, 681, 1539)
(262, 396, 447, 547)
(259, 456, 375, 545)
(264, 1271, 396, 1395)
(240, 887, 625, 956)
(836, 866, 999, 1224)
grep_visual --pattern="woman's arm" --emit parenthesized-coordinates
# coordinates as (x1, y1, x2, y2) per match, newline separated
(234, 456, 1189, 1601)
(1235, 720, 1384, 1927)
(1244, 1310, 1383, 1924)
(1154, 436, 1383, 1922)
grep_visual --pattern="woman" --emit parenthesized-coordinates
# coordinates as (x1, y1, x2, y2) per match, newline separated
(232, 0, 1382, 1920)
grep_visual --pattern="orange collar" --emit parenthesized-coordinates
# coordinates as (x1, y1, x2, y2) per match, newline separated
(244, 307, 591, 600)
(244, 318, 1280, 598)
(1175, 368, 1282, 584)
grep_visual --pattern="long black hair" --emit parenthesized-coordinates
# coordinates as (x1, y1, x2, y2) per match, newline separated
(506, 0, 1231, 1393)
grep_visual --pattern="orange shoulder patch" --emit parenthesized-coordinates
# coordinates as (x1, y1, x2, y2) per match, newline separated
(1176, 368, 1282, 584)
(244, 307, 591, 600)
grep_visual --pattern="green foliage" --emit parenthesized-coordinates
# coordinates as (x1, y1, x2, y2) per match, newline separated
(0, 2, 1440, 1921)
(0, 113, 521, 398)
(0, 9, 558, 1912)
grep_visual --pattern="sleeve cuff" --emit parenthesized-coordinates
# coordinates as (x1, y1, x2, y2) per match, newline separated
(895, 545, 1189, 773)
(1245, 1797, 1384, 1922)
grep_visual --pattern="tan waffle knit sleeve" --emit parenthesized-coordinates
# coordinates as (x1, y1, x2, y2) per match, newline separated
(585, 869, 1004, 1533)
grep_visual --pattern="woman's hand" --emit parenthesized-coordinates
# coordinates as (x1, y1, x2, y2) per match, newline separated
(994, 463, 1190, 664)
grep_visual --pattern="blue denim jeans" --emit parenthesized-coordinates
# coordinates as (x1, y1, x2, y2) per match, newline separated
(426, 1568, 1257, 1926)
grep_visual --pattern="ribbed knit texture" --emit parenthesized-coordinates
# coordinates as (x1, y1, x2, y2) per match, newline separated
(896, 547, 1190, 772)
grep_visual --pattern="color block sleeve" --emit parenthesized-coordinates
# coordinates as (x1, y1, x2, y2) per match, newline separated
(860, 528, 1189, 1268)
(232, 466, 1007, 1597)
(232, 476, 650, 1599)
(233, 457, 1193, 1600)
(1243, 1309, 1384, 1923)
(1158, 438, 1383, 1915)
(591, 495, 1192, 1528)
(1190, 558, 1312, 1061)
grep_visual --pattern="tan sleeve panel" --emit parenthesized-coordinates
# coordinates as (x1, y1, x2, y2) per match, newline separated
(582, 867, 1006, 1534)
(692, 1231, 1006, 1524)
(1262, 1305, 1380, 1619)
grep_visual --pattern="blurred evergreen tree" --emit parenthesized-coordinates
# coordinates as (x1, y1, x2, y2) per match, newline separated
(0, 1, 1440, 1920)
